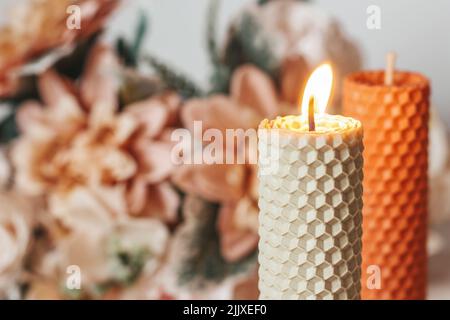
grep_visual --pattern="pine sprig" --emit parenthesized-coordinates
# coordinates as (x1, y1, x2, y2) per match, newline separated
(116, 13, 149, 67)
(206, 0, 233, 95)
(212, 10, 279, 94)
(144, 55, 204, 98)
(232, 12, 279, 77)
(0, 111, 19, 144)
(206, 0, 221, 66)
(0, 75, 40, 144)
(55, 33, 100, 79)
(177, 198, 256, 287)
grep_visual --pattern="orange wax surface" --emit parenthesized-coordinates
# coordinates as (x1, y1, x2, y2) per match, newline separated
(343, 71, 429, 300)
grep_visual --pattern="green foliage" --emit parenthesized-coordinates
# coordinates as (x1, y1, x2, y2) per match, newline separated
(61, 284, 83, 300)
(144, 55, 204, 99)
(116, 13, 149, 67)
(206, 0, 221, 67)
(209, 64, 232, 95)
(225, 12, 279, 77)
(206, 0, 234, 94)
(177, 198, 257, 288)
(108, 238, 150, 286)
(0, 111, 19, 144)
(209, 0, 311, 93)
(54, 33, 100, 79)
(210, 9, 279, 94)
(0, 74, 41, 144)
(118, 71, 166, 107)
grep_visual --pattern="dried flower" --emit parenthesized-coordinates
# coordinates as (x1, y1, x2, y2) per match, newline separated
(228, 0, 361, 112)
(12, 44, 180, 229)
(172, 65, 278, 262)
(0, 192, 37, 299)
(29, 217, 169, 299)
(0, 0, 119, 97)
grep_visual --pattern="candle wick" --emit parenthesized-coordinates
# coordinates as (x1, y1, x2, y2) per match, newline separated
(384, 52, 397, 86)
(308, 96, 316, 132)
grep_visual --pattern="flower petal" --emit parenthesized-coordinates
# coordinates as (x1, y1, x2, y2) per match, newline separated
(36, 71, 85, 135)
(280, 54, 309, 105)
(158, 91, 182, 127)
(217, 201, 259, 263)
(80, 44, 120, 112)
(11, 139, 53, 195)
(133, 139, 174, 184)
(112, 113, 139, 146)
(48, 185, 128, 231)
(181, 95, 260, 133)
(171, 164, 245, 203)
(26, 279, 63, 300)
(38, 69, 80, 111)
(0, 192, 34, 274)
(125, 98, 169, 138)
(126, 176, 148, 215)
(15, 101, 47, 136)
(0, 74, 18, 98)
(231, 64, 279, 118)
(114, 217, 170, 256)
(58, 228, 111, 284)
(233, 267, 259, 300)
(137, 183, 180, 224)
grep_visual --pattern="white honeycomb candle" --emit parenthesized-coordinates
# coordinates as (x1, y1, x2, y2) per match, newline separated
(257, 111, 364, 300)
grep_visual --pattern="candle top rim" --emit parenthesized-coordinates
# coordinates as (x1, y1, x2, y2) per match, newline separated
(259, 114, 362, 135)
(345, 70, 429, 90)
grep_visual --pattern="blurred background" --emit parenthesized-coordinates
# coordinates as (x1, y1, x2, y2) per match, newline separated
(102, 0, 450, 126)
(0, 0, 449, 300)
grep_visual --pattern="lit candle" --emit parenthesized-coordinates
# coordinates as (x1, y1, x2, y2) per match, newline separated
(257, 64, 364, 300)
(343, 55, 429, 300)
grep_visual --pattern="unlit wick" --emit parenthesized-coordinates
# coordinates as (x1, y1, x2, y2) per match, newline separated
(308, 96, 316, 132)
(384, 52, 397, 86)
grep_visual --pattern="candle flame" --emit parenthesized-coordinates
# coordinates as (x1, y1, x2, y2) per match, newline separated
(300, 63, 333, 115)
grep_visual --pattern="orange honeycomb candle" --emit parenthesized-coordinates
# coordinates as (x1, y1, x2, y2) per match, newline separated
(343, 70, 430, 300)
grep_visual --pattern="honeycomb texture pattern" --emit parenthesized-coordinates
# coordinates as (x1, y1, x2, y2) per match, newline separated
(257, 126, 364, 300)
(343, 71, 429, 300)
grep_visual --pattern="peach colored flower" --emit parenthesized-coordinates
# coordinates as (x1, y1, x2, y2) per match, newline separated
(0, 192, 38, 298)
(132, 196, 251, 300)
(0, 0, 119, 97)
(12, 44, 180, 229)
(30, 217, 169, 299)
(232, 266, 259, 300)
(172, 65, 278, 262)
(279, 54, 309, 105)
(26, 279, 64, 300)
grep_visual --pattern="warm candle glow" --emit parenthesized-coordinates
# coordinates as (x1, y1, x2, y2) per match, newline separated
(300, 63, 333, 115)
(260, 62, 359, 134)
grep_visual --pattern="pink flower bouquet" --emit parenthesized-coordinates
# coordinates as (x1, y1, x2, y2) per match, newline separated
(0, 0, 361, 299)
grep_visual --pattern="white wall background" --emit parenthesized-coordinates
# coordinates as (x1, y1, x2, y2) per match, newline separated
(106, 0, 450, 128)
(1, 0, 449, 127)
